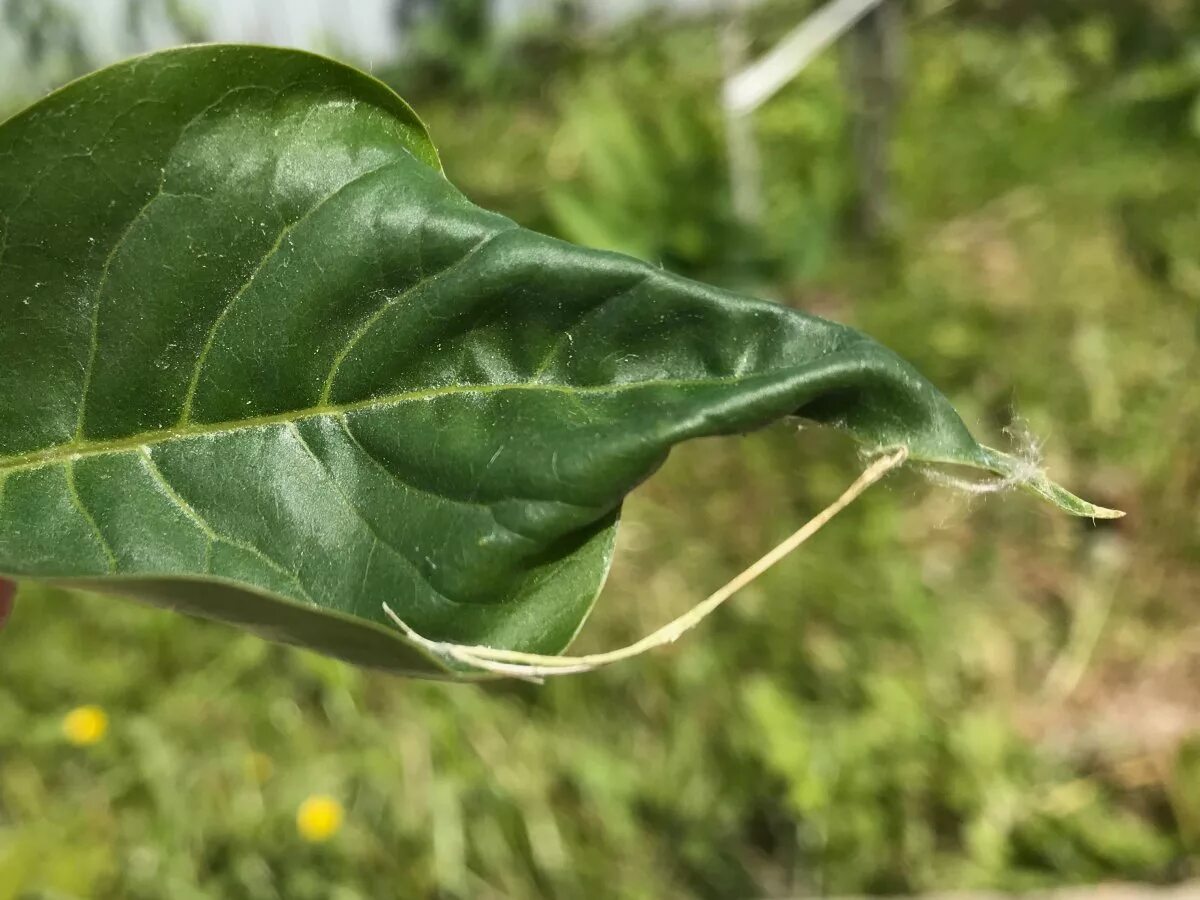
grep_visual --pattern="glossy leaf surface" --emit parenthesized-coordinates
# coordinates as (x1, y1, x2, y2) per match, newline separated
(0, 46, 1114, 676)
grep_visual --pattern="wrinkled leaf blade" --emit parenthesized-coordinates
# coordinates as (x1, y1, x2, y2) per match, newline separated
(0, 45, 1115, 677)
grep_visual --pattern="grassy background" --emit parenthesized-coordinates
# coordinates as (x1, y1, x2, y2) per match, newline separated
(2, 3, 1200, 897)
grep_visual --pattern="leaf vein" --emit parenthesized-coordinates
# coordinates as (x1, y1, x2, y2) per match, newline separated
(64, 460, 118, 572)
(178, 157, 403, 425)
(71, 84, 280, 440)
(319, 225, 517, 404)
(138, 448, 314, 603)
(0, 374, 757, 476)
(335, 417, 535, 608)
(532, 270, 656, 380)
(75, 180, 167, 439)
(286, 422, 478, 609)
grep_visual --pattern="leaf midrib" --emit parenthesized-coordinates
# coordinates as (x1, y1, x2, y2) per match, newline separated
(0, 373, 756, 476)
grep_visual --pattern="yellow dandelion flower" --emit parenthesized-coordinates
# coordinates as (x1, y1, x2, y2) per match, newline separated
(296, 794, 344, 843)
(62, 705, 108, 746)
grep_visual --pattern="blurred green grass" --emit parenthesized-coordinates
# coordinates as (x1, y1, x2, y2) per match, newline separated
(3, 9, 1200, 899)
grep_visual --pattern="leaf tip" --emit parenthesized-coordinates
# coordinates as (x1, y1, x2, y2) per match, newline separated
(947, 446, 1125, 520)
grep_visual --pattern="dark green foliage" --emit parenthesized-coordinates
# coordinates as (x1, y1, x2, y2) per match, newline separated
(0, 45, 1106, 675)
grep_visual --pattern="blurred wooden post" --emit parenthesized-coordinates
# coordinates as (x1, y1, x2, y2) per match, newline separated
(721, 0, 891, 232)
(720, 0, 764, 228)
(844, 0, 904, 240)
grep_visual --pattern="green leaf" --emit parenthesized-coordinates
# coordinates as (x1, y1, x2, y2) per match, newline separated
(0, 45, 1117, 677)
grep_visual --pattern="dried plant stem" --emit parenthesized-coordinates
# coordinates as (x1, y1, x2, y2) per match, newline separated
(384, 447, 908, 680)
